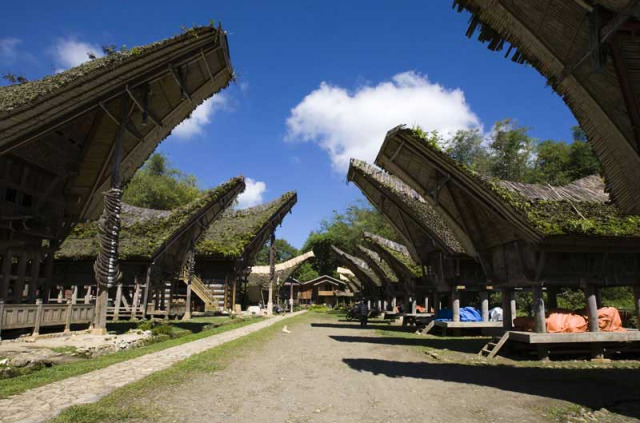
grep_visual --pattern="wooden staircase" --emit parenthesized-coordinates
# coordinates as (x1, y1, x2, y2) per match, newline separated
(478, 332, 510, 358)
(417, 320, 435, 335)
(181, 272, 219, 310)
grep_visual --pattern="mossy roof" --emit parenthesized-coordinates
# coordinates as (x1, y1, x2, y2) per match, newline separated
(349, 158, 467, 255)
(405, 127, 640, 239)
(363, 232, 422, 278)
(56, 176, 243, 261)
(195, 191, 297, 260)
(356, 245, 399, 284)
(0, 26, 226, 115)
(331, 245, 381, 287)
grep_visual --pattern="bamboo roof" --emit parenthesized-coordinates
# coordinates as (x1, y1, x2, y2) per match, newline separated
(376, 126, 640, 251)
(56, 176, 244, 267)
(452, 0, 640, 215)
(336, 267, 363, 292)
(247, 250, 315, 287)
(362, 232, 422, 280)
(356, 245, 399, 284)
(0, 25, 234, 247)
(195, 191, 297, 264)
(348, 158, 471, 261)
(330, 245, 381, 289)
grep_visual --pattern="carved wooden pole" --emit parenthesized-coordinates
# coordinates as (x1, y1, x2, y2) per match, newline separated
(480, 291, 489, 322)
(533, 286, 546, 333)
(502, 289, 513, 330)
(92, 97, 129, 334)
(183, 250, 195, 320)
(267, 232, 276, 316)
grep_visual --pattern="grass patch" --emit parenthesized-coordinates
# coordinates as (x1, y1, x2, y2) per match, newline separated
(0, 316, 261, 399)
(50, 312, 311, 423)
(50, 346, 78, 355)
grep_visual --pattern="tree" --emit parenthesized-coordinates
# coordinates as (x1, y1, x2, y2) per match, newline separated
(445, 128, 490, 173)
(299, 200, 398, 278)
(533, 140, 571, 185)
(254, 239, 299, 265)
(487, 119, 537, 182)
(293, 262, 320, 282)
(567, 139, 602, 181)
(123, 153, 201, 210)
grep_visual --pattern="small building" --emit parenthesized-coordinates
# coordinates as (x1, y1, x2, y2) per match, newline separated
(194, 192, 297, 311)
(54, 177, 244, 319)
(296, 275, 353, 307)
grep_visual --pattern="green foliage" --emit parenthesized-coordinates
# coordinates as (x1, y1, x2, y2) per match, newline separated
(444, 128, 490, 173)
(255, 238, 299, 265)
(123, 153, 201, 210)
(293, 261, 319, 282)
(534, 140, 571, 185)
(412, 125, 443, 148)
(308, 304, 330, 312)
(2, 73, 28, 85)
(488, 119, 537, 182)
(300, 200, 398, 277)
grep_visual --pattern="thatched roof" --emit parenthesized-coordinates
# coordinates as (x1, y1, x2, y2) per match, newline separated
(0, 25, 234, 247)
(362, 232, 422, 280)
(56, 176, 244, 265)
(356, 245, 399, 284)
(348, 158, 469, 260)
(195, 191, 297, 263)
(452, 1, 640, 215)
(330, 245, 381, 288)
(336, 267, 363, 292)
(376, 126, 640, 246)
(247, 250, 315, 287)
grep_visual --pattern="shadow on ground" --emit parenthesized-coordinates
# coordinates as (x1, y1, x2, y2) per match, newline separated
(310, 322, 415, 334)
(330, 335, 488, 354)
(343, 358, 640, 419)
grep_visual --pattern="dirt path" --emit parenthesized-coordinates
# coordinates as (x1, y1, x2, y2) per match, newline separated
(138, 313, 630, 423)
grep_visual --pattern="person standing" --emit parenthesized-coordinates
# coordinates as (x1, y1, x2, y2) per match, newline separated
(359, 300, 369, 327)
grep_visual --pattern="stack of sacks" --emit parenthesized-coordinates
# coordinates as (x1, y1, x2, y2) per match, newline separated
(512, 307, 626, 333)
(597, 307, 626, 332)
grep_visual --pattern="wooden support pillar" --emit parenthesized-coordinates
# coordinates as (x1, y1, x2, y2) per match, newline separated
(113, 283, 123, 320)
(231, 276, 237, 312)
(267, 232, 276, 316)
(71, 285, 78, 304)
(183, 251, 195, 320)
(92, 287, 109, 334)
(634, 286, 640, 330)
(28, 253, 40, 303)
(0, 300, 4, 340)
(533, 286, 546, 334)
(411, 298, 417, 315)
(547, 287, 558, 311)
(595, 287, 603, 308)
(434, 292, 441, 314)
(502, 289, 513, 330)
(142, 266, 151, 319)
(84, 285, 91, 304)
(57, 286, 64, 304)
(1, 249, 12, 301)
(32, 298, 43, 336)
(13, 251, 28, 302)
(131, 276, 140, 321)
(451, 288, 460, 322)
(392, 296, 397, 309)
(42, 251, 55, 304)
(585, 286, 599, 333)
(64, 300, 73, 334)
(165, 281, 174, 320)
(223, 276, 229, 310)
(424, 295, 429, 313)
(480, 291, 489, 322)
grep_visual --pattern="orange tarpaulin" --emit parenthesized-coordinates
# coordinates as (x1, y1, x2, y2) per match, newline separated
(597, 307, 626, 332)
(416, 305, 426, 313)
(512, 307, 626, 333)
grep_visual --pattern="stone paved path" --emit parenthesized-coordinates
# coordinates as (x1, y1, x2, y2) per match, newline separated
(0, 312, 304, 423)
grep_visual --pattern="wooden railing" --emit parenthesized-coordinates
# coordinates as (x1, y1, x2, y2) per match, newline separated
(180, 271, 218, 308)
(0, 300, 94, 337)
(145, 303, 187, 317)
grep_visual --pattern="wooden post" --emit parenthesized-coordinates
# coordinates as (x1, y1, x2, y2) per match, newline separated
(71, 285, 78, 304)
(223, 275, 229, 310)
(411, 298, 417, 314)
(634, 285, 640, 330)
(32, 299, 43, 336)
(130, 276, 140, 320)
(141, 266, 151, 319)
(166, 281, 174, 320)
(290, 281, 294, 313)
(231, 275, 237, 312)
(451, 288, 460, 322)
(13, 251, 28, 302)
(547, 287, 558, 310)
(113, 283, 123, 320)
(183, 251, 195, 320)
(84, 285, 91, 304)
(267, 233, 276, 316)
(1, 249, 12, 301)
(502, 289, 513, 330)
(64, 300, 73, 333)
(533, 286, 546, 333)
(586, 286, 599, 333)
(424, 296, 429, 314)
(392, 296, 397, 309)
(595, 287, 603, 308)
(28, 252, 40, 303)
(434, 292, 440, 314)
(0, 300, 4, 340)
(480, 291, 489, 322)
(92, 287, 109, 334)
(42, 250, 55, 304)
(57, 286, 64, 304)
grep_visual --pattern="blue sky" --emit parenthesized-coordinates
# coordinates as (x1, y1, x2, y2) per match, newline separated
(1, 1, 578, 249)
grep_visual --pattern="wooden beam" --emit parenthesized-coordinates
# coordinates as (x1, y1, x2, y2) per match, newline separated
(609, 35, 640, 151)
(125, 85, 164, 129)
(99, 102, 143, 142)
(168, 65, 193, 104)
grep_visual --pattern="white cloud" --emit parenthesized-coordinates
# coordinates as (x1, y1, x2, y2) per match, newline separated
(0, 38, 21, 65)
(236, 178, 267, 209)
(172, 95, 228, 140)
(285, 71, 482, 171)
(53, 38, 103, 71)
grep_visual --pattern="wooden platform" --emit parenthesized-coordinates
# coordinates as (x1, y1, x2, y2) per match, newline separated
(508, 330, 640, 344)
(434, 321, 502, 329)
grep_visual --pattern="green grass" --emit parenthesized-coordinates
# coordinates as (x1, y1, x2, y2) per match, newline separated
(50, 312, 311, 423)
(49, 346, 78, 355)
(0, 316, 261, 399)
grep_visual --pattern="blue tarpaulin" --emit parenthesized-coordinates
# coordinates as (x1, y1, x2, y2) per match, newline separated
(436, 307, 482, 322)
